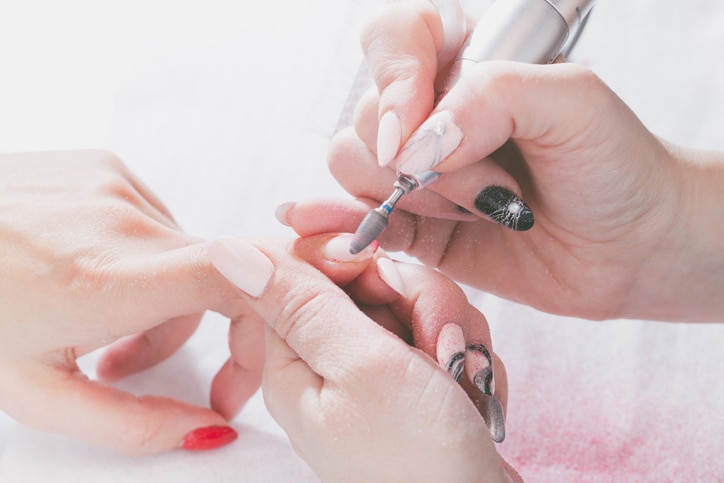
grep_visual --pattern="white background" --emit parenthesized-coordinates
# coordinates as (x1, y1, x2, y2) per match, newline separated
(1, 1, 723, 481)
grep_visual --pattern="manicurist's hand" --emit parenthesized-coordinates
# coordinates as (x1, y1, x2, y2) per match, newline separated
(208, 234, 519, 482)
(319, 1, 724, 322)
(0, 151, 254, 454)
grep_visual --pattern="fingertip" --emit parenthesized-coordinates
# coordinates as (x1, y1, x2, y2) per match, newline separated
(275, 201, 295, 226)
(376, 257, 407, 297)
(287, 233, 380, 289)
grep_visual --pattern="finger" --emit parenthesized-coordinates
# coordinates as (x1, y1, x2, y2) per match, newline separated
(328, 127, 477, 221)
(95, 152, 180, 231)
(207, 237, 405, 381)
(469, 353, 508, 443)
(3, 362, 231, 456)
(361, 1, 445, 167)
(291, 233, 379, 286)
(100, 240, 255, 335)
(352, 85, 381, 152)
(210, 313, 265, 420)
(276, 197, 421, 255)
(261, 325, 322, 440)
(416, 61, 609, 174)
(118, 160, 179, 227)
(385, 260, 508, 442)
(96, 313, 202, 382)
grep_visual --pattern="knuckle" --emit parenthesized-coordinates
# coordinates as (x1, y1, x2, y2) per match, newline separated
(274, 282, 340, 341)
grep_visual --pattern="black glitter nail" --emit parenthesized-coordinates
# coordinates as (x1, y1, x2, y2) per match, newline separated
(474, 186, 534, 231)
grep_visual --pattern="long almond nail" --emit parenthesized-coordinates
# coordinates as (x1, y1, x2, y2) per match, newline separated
(323, 234, 378, 262)
(397, 110, 463, 175)
(436, 323, 466, 382)
(376, 257, 406, 296)
(208, 237, 274, 298)
(466, 343, 495, 396)
(181, 425, 238, 451)
(377, 111, 402, 167)
(474, 186, 534, 231)
(479, 395, 506, 443)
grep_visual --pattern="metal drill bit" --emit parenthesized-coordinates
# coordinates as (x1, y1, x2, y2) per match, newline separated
(349, 174, 422, 255)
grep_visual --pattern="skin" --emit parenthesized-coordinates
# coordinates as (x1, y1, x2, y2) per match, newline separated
(299, 1, 724, 322)
(218, 235, 517, 482)
(0, 150, 249, 455)
(0, 150, 519, 481)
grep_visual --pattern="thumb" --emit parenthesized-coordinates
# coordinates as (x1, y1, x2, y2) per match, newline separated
(207, 236, 395, 379)
(410, 61, 615, 175)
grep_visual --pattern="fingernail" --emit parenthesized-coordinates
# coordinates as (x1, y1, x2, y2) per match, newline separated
(436, 323, 466, 382)
(479, 395, 506, 443)
(323, 234, 378, 262)
(466, 343, 495, 396)
(275, 202, 294, 226)
(376, 257, 406, 296)
(181, 425, 238, 451)
(474, 186, 534, 231)
(377, 111, 402, 167)
(208, 237, 274, 298)
(397, 110, 463, 175)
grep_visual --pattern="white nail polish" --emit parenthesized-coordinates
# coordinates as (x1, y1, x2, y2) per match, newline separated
(323, 234, 377, 262)
(376, 257, 406, 296)
(274, 202, 294, 226)
(397, 110, 463, 175)
(377, 111, 402, 167)
(208, 237, 274, 298)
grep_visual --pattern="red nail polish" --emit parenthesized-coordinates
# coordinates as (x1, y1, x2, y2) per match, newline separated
(181, 425, 238, 451)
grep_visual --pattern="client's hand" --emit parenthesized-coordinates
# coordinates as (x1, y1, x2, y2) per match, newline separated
(208, 234, 519, 482)
(0, 151, 244, 455)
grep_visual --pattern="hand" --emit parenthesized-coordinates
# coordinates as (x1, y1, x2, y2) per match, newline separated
(0, 151, 259, 454)
(317, 2, 724, 322)
(208, 234, 519, 482)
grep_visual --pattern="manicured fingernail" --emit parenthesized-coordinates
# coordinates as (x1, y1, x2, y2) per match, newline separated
(466, 343, 495, 396)
(323, 234, 378, 262)
(376, 257, 406, 296)
(474, 186, 534, 231)
(377, 111, 402, 167)
(275, 202, 294, 226)
(181, 425, 238, 451)
(436, 323, 466, 382)
(479, 395, 506, 443)
(208, 237, 274, 298)
(397, 110, 463, 175)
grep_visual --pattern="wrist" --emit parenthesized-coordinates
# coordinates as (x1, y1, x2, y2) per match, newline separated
(623, 143, 724, 321)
